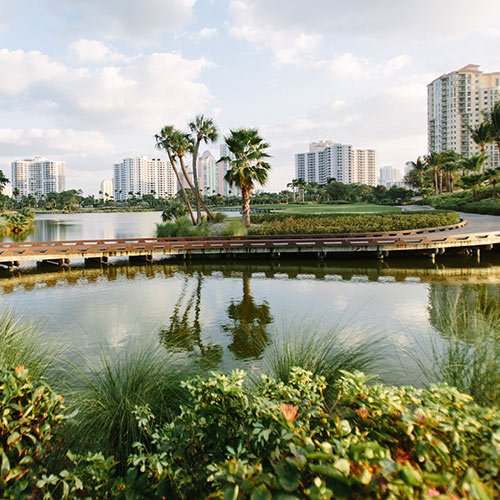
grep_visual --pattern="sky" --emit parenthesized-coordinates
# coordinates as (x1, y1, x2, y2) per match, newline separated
(1, 0, 500, 195)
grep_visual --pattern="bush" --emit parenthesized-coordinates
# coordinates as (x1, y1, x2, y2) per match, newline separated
(249, 212, 461, 235)
(223, 220, 248, 236)
(0, 365, 65, 498)
(156, 216, 212, 237)
(213, 212, 227, 223)
(131, 369, 500, 499)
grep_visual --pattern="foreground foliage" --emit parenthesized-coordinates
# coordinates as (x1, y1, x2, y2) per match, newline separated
(249, 212, 461, 235)
(2, 364, 499, 499)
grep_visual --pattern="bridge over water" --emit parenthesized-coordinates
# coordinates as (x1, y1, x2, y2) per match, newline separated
(0, 213, 499, 270)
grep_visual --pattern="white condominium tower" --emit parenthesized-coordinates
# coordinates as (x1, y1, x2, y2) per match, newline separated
(113, 157, 176, 201)
(295, 141, 377, 186)
(197, 147, 240, 197)
(11, 157, 66, 198)
(428, 64, 500, 168)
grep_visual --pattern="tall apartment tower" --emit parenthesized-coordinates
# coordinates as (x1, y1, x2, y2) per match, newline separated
(113, 157, 176, 201)
(11, 157, 66, 198)
(198, 151, 217, 195)
(428, 64, 500, 168)
(295, 141, 377, 186)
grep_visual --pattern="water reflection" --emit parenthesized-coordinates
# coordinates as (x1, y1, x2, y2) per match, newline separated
(428, 284, 500, 341)
(223, 271, 272, 359)
(159, 271, 223, 367)
(0, 257, 499, 382)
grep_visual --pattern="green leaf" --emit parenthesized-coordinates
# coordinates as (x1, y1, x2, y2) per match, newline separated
(224, 484, 240, 500)
(399, 465, 422, 486)
(250, 484, 272, 500)
(275, 463, 301, 492)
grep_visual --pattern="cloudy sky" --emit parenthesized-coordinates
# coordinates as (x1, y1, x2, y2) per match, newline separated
(1, 0, 500, 194)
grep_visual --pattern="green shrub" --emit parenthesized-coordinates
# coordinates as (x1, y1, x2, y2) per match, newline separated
(0, 365, 65, 498)
(213, 212, 227, 223)
(156, 216, 212, 237)
(249, 212, 461, 235)
(223, 219, 248, 236)
(130, 369, 500, 499)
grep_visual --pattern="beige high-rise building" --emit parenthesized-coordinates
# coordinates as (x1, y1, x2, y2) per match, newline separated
(295, 141, 377, 186)
(428, 64, 500, 168)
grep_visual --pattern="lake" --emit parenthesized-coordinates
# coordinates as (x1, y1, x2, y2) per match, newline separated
(1, 212, 499, 386)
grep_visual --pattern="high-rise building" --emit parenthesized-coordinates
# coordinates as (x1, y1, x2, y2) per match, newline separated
(113, 157, 176, 201)
(11, 157, 66, 198)
(99, 179, 114, 200)
(295, 141, 377, 186)
(199, 151, 218, 195)
(379, 166, 403, 188)
(428, 64, 500, 168)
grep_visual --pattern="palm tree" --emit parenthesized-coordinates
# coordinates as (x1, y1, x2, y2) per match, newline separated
(459, 173, 486, 202)
(438, 151, 460, 192)
(405, 156, 427, 190)
(424, 151, 441, 194)
(286, 180, 297, 202)
(484, 166, 500, 198)
(189, 115, 218, 223)
(460, 152, 488, 176)
(219, 128, 271, 227)
(155, 126, 196, 224)
(469, 121, 492, 154)
(486, 102, 500, 159)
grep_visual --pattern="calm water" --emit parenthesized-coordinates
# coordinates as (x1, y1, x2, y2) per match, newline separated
(1, 212, 500, 385)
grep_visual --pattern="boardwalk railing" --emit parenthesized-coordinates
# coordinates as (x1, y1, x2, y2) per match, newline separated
(0, 223, 499, 267)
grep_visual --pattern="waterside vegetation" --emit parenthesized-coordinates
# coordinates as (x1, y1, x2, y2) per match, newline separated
(1, 301, 500, 498)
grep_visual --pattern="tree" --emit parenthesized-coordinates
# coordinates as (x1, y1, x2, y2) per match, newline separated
(189, 115, 218, 223)
(155, 126, 196, 224)
(459, 173, 486, 202)
(469, 121, 492, 154)
(424, 151, 441, 194)
(438, 151, 460, 192)
(486, 101, 500, 159)
(287, 180, 298, 202)
(219, 128, 271, 227)
(460, 152, 488, 176)
(0, 170, 9, 190)
(484, 166, 500, 198)
(404, 157, 427, 190)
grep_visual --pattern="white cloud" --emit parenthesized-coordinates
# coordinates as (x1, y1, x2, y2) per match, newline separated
(190, 27, 218, 41)
(0, 47, 216, 132)
(69, 40, 129, 64)
(0, 128, 115, 155)
(228, 0, 500, 46)
(319, 53, 411, 80)
(228, 0, 321, 66)
(51, 0, 196, 45)
(0, 49, 66, 96)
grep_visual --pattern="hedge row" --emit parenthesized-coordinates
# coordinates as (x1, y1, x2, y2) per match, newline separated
(427, 198, 500, 216)
(2, 365, 499, 499)
(249, 212, 461, 235)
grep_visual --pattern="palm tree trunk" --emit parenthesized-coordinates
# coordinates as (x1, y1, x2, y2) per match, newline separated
(438, 171, 443, 194)
(241, 186, 251, 227)
(492, 179, 497, 199)
(165, 149, 196, 224)
(191, 141, 203, 224)
(179, 154, 214, 221)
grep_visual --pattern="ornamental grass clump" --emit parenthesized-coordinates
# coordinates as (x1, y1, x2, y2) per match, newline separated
(0, 311, 59, 382)
(61, 337, 195, 469)
(261, 326, 383, 402)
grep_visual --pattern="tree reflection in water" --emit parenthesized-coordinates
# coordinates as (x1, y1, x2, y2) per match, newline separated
(223, 271, 273, 359)
(159, 270, 222, 368)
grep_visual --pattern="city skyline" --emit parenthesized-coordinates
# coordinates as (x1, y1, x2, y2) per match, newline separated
(1, 1, 500, 194)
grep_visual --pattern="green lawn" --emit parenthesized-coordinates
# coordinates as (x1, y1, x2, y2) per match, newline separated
(221, 203, 402, 215)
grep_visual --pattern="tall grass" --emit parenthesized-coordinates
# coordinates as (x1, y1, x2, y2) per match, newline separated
(259, 323, 384, 401)
(61, 337, 197, 468)
(412, 285, 500, 407)
(0, 311, 58, 381)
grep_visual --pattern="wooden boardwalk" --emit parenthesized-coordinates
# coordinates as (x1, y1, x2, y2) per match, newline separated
(0, 219, 499, 269)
